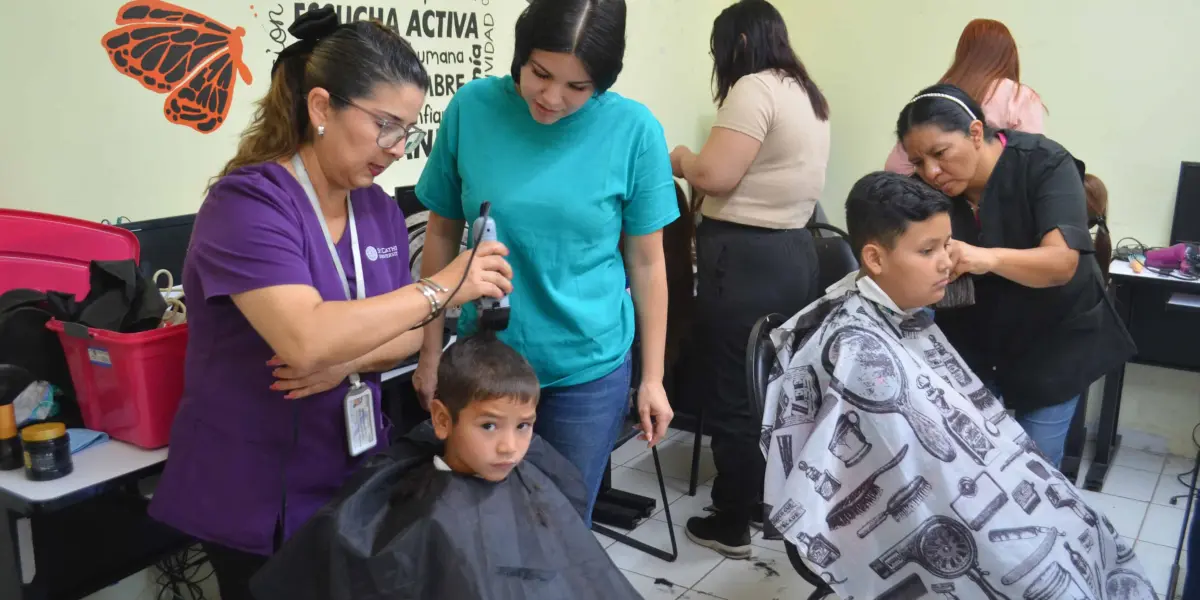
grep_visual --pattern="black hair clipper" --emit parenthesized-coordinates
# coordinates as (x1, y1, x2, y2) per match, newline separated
(473, 207, 510, 331)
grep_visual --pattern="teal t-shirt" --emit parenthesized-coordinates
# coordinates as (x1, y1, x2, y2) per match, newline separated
(416, 75, 679, 388)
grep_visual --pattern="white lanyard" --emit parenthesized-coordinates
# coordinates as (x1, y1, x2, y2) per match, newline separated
(291, 154, 364, 386)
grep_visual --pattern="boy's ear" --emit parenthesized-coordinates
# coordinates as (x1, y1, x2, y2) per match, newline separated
(430, 399, 453, 441)
(861, 242, 886, 277)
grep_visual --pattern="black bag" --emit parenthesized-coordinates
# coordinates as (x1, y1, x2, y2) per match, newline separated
(251, 423, 640, 600)
(0, 259, 168, 427)
(0, 289, 79, 395)
(76, 259, 169, 333)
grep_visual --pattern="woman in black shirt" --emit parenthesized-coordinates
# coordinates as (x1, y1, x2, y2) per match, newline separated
(893, 83, 1135, 467)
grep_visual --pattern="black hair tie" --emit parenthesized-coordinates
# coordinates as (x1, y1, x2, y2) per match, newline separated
(271, 7, 341, 76)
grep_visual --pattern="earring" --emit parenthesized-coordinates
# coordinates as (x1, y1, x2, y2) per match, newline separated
(317, 125, 325, 137)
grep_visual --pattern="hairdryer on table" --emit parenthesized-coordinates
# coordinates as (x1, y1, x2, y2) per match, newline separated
(473, 204, 510, 331)
(1144, 243, 1199, 274)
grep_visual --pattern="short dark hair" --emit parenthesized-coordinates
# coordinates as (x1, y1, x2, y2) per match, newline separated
(845, 172, 953, 258)
(895, 83, 995, 144)
(510, 0, 626, 93)
(437, 333, 539, 420)
(710, 0, 828, 120)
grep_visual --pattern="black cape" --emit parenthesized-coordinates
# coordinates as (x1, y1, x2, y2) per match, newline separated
(251, 423, 639, 600)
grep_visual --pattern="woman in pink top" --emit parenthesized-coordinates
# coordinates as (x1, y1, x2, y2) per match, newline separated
(885, 18, 1046, 175)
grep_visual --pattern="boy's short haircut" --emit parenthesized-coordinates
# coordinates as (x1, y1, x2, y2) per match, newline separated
(436, 333, 540, 420)
(845, 172, 953, 258)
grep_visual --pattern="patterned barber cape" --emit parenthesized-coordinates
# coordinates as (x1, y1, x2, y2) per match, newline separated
(761, 272, 1155, 600)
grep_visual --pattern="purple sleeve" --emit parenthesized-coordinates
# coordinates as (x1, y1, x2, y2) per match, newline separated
(191, 176, 313, 300)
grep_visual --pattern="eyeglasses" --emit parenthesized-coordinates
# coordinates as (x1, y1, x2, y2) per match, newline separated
(330, 93, 426, 154)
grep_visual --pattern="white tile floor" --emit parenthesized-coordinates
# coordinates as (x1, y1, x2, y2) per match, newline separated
(599, 431, 1197, 600)
(83, 432, 1197, 600)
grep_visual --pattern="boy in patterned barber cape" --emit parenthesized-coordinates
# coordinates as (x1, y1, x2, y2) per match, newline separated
(759, 172, 1156, 600)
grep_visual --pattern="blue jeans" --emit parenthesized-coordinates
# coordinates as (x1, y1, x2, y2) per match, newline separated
(534, 355, 633, 526)
(984, 381, 1078, 467)
(1013, 397, 1080, 468)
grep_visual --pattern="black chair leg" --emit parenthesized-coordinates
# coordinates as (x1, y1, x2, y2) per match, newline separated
(689, 408, 704, 496)
(786, 541, 836, 599)
(1061, 383, 1089, 484)
(593, 445, 679, 562)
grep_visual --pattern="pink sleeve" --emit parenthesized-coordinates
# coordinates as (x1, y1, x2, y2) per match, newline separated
(983, 80, 1045, 134)
(884, 142, 916, 175)
(1012, 86, 1045, 134)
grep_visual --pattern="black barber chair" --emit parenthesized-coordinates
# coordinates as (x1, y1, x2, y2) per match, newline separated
(807, 223, 858, 291)
(686, 222, 859, 492)
(743, 227, 856, 598)
(747, 314, 836, 600)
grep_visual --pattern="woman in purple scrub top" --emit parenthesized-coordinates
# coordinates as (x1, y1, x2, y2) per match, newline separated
(146, 10, 512, 600)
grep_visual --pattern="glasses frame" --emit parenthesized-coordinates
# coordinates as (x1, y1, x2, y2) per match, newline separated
(330, 93, 426, 154)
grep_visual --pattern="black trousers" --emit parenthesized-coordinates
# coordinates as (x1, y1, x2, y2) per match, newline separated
(201, 541, 270, 600)
(695, 218, 819, 523)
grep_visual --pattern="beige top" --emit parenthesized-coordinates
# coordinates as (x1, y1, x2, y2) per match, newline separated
(700, 70, 831, 230)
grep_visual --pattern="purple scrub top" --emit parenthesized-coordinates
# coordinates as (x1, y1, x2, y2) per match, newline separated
(148, 162, 412, 555)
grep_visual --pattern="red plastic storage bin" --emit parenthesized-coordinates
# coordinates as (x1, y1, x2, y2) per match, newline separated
(46, 320, 187, 449)
(0, 208, 140, 299)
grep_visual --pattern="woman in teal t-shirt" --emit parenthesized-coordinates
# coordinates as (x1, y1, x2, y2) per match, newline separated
(413, 0, 679, 523)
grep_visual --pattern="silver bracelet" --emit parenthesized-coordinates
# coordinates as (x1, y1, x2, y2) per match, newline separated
(414, 280, 442, 315)
(420, 277, 449, 294)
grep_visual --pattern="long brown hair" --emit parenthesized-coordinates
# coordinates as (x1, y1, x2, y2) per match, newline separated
(1084, 174, 1112, 282)
(214, 16, 429, 184)
(939, 19, 1020, 107)
(710, 0, 828, 120)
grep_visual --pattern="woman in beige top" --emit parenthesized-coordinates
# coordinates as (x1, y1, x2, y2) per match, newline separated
(669, 0, 830, 560)
(885, 18, 1046, 174)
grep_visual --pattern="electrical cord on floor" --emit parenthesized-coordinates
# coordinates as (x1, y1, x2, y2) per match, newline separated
(1169, 422, 1200, 505)
(153, 546, 214, 600)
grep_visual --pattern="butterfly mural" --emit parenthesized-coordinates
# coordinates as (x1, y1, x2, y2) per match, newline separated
(100, 1, 253, 134)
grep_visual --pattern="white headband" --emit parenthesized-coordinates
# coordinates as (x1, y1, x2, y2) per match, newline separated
(908, 93, 978, 122)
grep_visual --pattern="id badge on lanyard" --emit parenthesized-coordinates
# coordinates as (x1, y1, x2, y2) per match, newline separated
(292, 155, 377, 457)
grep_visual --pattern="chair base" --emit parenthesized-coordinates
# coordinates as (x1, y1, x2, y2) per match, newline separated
(593, 500, 647, 531)
(786, 541, 837, 599)
(598, 489, 656, 517)
(592, 446, 679, 562)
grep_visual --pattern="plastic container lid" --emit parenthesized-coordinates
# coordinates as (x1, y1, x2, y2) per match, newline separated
(0, 209, 138, 262)
(0, 209, 140, 298)
(21, 422, 67, 443)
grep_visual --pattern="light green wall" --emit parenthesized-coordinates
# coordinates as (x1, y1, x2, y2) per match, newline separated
(779, 0, 1200, 454)
(780, 0, 1200, 248)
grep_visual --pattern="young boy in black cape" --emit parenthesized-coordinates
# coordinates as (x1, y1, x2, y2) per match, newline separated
(250, 333, 639, 600)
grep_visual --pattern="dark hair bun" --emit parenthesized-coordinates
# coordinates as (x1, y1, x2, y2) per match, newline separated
(289, 6, 340, 40)
(272, 7, 341, 76)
